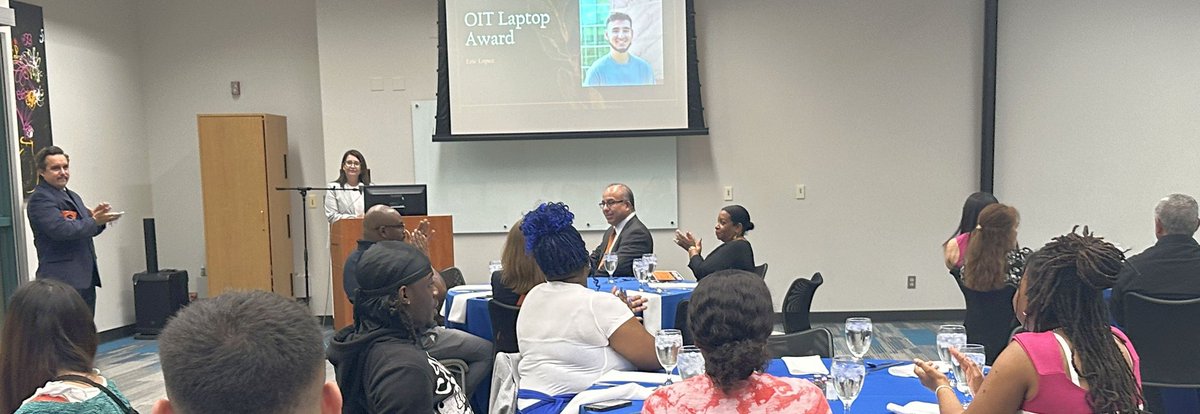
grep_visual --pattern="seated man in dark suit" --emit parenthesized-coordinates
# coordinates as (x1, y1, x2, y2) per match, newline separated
(25, 146, 121, 312)
(590, 183, 653, 277)
(1112, 193, 1200, 324)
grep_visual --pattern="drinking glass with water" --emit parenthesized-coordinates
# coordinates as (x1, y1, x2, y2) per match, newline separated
(845, 317, 873, 358)
(654, 329, 683, 385)
(937, 325, 967, 387)
(604, 253, 618, 284)
(676, 345, 705, 380)
(831, 356, 866, 413)
(956, 344, 985, 407)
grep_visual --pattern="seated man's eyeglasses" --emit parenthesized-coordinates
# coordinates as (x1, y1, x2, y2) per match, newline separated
(598, 199, 627, 208)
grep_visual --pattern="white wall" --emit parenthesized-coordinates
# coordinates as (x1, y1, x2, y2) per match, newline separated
(19, 0, 151, 331)
(137, 0, 328, 313)
(996, 1, 1200, 253)
(318, 0, 982, 312)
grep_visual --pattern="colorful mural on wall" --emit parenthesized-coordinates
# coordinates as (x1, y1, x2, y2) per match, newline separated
(12, 1, 52, 196)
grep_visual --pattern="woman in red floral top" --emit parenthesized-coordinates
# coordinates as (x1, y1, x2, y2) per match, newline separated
(642, 270, 831, 414)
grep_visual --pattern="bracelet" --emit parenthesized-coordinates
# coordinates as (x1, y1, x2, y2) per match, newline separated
(934, 384, 953, 395)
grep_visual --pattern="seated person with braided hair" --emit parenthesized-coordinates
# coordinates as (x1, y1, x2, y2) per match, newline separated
(514, 202, 660, 414)
(328, 241, 472, 414)
(915, 227, 1145, 413)
(643, 270, 831, 413)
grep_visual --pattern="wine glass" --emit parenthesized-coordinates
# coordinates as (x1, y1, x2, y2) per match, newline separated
(831, 356, 866, 413)
(845, 317, 873, 358)
(676, 345, 705, 380)
(603, 253, 618, 284)
(936, 325, 967, 387)
(957, 344, 985, 407)
(654, 329, 683, 385)
(632, 258, 647, 290)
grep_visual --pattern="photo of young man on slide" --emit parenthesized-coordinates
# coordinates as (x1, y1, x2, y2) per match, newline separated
(583, 11, 656, 87)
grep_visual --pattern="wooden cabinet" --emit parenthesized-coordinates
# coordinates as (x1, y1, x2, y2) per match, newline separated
(198, 114, 293, 296)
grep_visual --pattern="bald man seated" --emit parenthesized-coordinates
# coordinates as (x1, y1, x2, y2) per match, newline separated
(342, 204, 493, 400)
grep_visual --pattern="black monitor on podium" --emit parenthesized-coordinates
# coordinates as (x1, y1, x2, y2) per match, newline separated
(364, 184, 428, 216)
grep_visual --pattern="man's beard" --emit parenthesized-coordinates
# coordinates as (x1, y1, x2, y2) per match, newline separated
(609, 41, 630, 54)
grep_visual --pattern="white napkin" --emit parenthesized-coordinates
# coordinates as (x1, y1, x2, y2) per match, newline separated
(886, 401, 940, 414)
(888, 361, 951, 378)
(446, 291, 491, 324)
(448, 284, 492, 292)
(648, 281, 697, 290)
(781, 355, 829, 375)
(595, 370, 681, 384)
(634, 291, 663, 333)
(562, 383, 654, 414)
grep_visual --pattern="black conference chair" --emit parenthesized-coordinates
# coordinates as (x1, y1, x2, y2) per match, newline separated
(440, 266, 466, 290)
(767, 327, 833, 358)
(782, 272, 824, 334)
(488, 300, 521, 354)
(753, 263, 769, 278)
(675, 299, 693, 345)
(1123, 292, 1200, 413)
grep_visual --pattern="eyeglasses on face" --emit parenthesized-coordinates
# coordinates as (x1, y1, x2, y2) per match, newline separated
(598, 199, 627, 208)
(344, 160, 361, 167)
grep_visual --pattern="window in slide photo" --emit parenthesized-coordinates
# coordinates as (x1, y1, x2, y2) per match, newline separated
(580, 0, 664, 87)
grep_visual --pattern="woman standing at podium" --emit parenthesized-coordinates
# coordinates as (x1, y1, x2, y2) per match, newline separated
(325, 149, 372, 223)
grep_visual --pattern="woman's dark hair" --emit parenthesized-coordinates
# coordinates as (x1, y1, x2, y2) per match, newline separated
(0, 279, 98, 413)
(521, 202, 590, 281)
(721, 205, 755, 235)
(688, 269, 773, 394)
(963, 204, 1019, 291)
(1022, 226, 1143, 413)
(335, 149, 372, 186)
(948, 192, 999, 241)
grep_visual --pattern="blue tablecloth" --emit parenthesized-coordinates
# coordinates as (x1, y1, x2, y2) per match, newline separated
(444, 277, 694, 342)
(583, 358, 944, 414)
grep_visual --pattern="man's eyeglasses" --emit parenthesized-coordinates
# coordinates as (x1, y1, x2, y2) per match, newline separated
(598, 199, 627, 208)
(378, 224, 405, 230)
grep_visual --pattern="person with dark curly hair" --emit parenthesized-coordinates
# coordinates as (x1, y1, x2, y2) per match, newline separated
(643, 269, 830, 413)
(327, 241, 472, 414)
(915, 227, 1145, 413)
(674, 205, 756, 280)
(514, 202, 660, 414)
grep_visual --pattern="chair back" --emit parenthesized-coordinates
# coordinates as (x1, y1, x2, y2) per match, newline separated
(767, 327, 833, 358)
(1123, 292, 1200, 387)
(489, 352, 522, 414)
(439, 358, 469, 394)
(753, 263, 769, 278)
(675, 299, 693, 345)
(440, 266, 466, 289)
(488, 300, 521, 354)
(783, 272, 824, 333)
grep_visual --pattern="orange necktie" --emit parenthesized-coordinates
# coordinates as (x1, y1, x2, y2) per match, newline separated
(599, 228, 616, 267)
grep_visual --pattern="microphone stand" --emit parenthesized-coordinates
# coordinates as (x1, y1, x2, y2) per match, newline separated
(275, 186, 361, 304)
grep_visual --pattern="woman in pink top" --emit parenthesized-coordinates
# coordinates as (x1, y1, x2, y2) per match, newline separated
(643, 270, 831, 414)
(915, 227, 1145, 413)
(944, 192, 999, 270)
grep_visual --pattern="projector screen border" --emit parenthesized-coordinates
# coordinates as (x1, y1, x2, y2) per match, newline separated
(432, 127, 709, 143)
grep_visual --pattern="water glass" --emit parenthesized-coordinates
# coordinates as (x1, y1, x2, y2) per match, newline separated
(831, 356, 866, 413)
(642, 253, 657, 276)
(957, 344, 985, 406)
(845, 317, 873, 358)
(936, 325, 967, 386)
(488, 259, 503, 273)
(632, 258, 647, 285)
(604, 253, 618, 284)
(676, 345, 705, 380)
(654, 329, 683, 385)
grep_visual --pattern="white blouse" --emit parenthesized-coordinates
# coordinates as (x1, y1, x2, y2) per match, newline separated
(324, 182, 364, 223)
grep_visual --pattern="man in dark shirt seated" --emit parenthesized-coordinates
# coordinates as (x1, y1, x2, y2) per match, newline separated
(1112, 193, 1200, 324)
(589, 183, 653, 277)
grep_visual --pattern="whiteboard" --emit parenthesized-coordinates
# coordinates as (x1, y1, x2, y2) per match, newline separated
(411, 100, 679, 234)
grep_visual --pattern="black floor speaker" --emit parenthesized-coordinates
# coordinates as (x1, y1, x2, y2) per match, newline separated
(133, 270, 189, 339)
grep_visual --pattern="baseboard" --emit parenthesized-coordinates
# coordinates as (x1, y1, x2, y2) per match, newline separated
(99, 324, 136, 343)
(317, 315, 333, 327)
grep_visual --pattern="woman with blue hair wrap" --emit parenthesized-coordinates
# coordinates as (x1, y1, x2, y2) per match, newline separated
(513, 202, 662, 414)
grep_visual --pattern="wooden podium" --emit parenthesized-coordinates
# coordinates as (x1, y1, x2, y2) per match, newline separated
(330, 215, 454, 329)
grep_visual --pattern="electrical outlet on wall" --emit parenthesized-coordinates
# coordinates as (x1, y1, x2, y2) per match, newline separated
(907, 275, 917, 289)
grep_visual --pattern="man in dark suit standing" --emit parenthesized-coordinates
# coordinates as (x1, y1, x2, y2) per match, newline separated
(26, 146, 120, 312)
(590, 183, 653, 277)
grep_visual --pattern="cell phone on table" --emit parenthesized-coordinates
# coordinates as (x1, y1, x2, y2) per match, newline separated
(583, 399, 631, 412)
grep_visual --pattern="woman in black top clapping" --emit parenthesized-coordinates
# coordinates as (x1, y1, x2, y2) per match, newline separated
(675, 205, 756, 281)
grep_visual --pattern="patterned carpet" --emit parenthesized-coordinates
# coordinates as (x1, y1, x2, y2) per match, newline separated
(97, 320, 956, 412)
